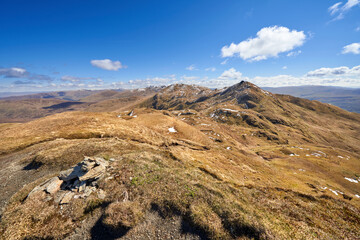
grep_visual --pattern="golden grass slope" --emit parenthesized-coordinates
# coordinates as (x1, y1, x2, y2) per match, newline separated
(0, 82, 360, 239)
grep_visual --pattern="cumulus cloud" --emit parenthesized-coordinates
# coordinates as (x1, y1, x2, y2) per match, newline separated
(287, 50, 302, 57)
(218, 68, 243, 80)
(282, 66, 288, 70)
(90, 59, 126, 71)
(342, 43, 360, 54)
(221, 26, 306, 61)
(247, 65, 360, 88)
(0, 67, 53, 82)
(328, 0, 360, 21)
(306, 65, 360, 77)
(0, 67, 28, 78)
(186, 64, 197, 71)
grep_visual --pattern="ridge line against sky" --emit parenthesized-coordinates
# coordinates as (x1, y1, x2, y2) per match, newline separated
(0, 0, 359, 91)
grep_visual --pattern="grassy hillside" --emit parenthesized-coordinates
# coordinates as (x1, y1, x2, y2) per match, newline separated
(0, 82, 360, 239)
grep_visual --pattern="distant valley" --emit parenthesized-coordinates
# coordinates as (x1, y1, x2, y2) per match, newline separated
(264, 85, 360, 113)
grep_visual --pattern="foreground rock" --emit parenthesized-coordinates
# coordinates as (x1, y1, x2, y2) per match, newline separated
(26, 156, 108, 204)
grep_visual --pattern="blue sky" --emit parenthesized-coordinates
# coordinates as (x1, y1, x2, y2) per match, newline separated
(0, 0, 359, 91)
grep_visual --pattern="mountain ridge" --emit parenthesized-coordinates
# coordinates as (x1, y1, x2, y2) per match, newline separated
(0, 81, 360, 239)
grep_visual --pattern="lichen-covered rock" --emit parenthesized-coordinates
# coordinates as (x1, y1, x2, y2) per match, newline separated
(58, 156, 108, 183)
(26, 156, 109, 207)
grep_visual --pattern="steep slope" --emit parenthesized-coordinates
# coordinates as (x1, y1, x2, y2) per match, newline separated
(1, 82, 360, 239)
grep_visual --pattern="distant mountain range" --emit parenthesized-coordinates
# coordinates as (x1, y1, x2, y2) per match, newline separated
(264, 85, 360, 113)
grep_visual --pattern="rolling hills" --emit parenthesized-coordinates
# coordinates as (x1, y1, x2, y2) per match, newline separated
(0, 81, 359, 239)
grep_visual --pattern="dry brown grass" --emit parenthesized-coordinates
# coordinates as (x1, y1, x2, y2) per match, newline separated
(1, 82, 360, 239)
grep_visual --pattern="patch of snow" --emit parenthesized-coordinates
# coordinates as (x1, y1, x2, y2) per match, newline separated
(338, 156, 344, 159)
(200, 123, 210, 126)
(117, 114, 121, 118)
(355, 194, 360, 198)
(318, 151, 327, 157)
(329, 189, 338, 196)
(223, 108, 238, 112)
(168, 127, 177, 133)
(344, 177, 359, 183)
(260, 89, 269, 95)
(321, 186, 327, 190)
(311, 153, 321, 157)
(226, 147, 231, 150)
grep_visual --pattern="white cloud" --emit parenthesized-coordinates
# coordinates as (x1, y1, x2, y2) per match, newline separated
(329, 2, 343, 15)
(356, 26, 360, 31)
(110, 65, 360, 89)
(282, 66, 288, 70)
(306, 65, 360, 77)
(287, 50, 302, 57)
(205, 67, 216, 72)
(61, 75, 83, 82)
(180, 75, 200, 81)
(328, 0, 360, 21)
(186, 64, 197, 71)
(218, 68, 243, 80)
(221, 26, 306, 61)
(342, 42, 360, 54)
(90, 59, 126, 71)
(343, 0, 360, 10)
(220, 59, 228, 65)
(0, 67, 28, 78)
(0, 67, 53, 82)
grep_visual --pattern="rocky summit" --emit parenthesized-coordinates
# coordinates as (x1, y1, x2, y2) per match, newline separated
(26, 157, 108, 205)
(0, 82, 360, 240)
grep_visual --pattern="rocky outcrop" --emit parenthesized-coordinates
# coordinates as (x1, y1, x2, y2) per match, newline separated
(26, 156, 108, 204)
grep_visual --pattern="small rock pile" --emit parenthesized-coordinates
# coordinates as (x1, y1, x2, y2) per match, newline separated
(27, 156, 108, 204)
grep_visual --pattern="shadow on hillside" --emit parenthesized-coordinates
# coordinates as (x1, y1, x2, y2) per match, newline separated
(150, 203, 210, 240)
(23, 159, 43, 170)
(90, 214, 130, 240)
(42, 101, 84, 110)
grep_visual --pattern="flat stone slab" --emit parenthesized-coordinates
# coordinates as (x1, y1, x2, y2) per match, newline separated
(60, 191, 75, 205)
(45, 177, 63, 194)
